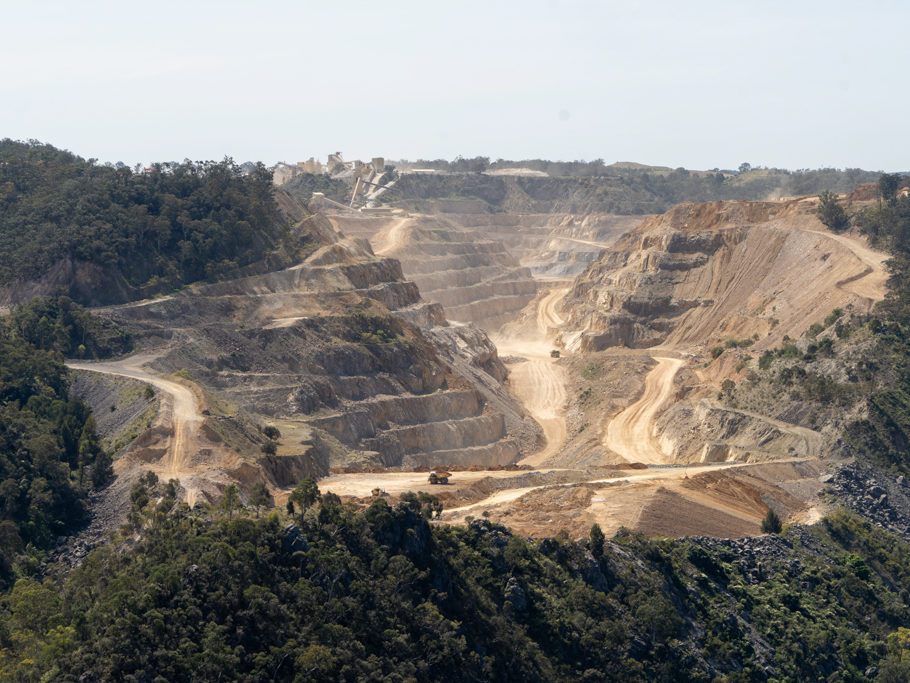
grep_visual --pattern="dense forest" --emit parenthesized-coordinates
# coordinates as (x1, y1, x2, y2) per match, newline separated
(0, 139, 311, 303)
(7, 293, 132, 359)
(0, 298, 115, 591)
(2, 481, 910, 681)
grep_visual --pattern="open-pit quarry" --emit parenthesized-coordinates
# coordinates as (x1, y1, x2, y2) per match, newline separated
(70, 191, 891, 540)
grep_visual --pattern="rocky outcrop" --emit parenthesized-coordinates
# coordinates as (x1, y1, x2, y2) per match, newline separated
(329, 212, 641, 332)
(259, 447, 328, 487)
(557, 199, 886, 353)
(828, 461, 910, 539)
(654, 399, 818, 463)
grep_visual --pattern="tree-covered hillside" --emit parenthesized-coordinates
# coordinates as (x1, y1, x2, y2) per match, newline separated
(0, 331, 110, 590)
(8, 293, 132, 359)
(0, 140, 311, 304)
(2, 485, 910, 681)
(383, 164, 881, 214)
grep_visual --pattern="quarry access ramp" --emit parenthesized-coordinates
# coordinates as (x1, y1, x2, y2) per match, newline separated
(68, 354, 205, 503)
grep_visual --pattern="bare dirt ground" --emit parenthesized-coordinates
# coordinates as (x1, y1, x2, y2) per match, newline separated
(318, 468, 562, 498)
(806, 228, 889, 301)
(491, 287, 570, 467)
(85, 201, 853, 539)
(68, 353, 210, 505)
(440, 459, 826, 539)
(603, 356, 684, 463)
(309, 207, 882, 539)
(372, 217, 413, 256)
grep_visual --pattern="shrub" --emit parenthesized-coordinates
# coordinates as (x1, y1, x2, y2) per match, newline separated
(824, 308, 844, 327)
(761, 508, 782, 534)
(816, 191, 849, 232)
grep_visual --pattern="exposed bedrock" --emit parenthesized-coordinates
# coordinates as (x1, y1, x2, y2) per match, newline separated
(330, 216, 540, 332)
(558, 199, 885, 353)
(654, 399, 819, 464)
(434, 212, 644, 272)
(101, 211, 537, 474)
(259, 448, 330, 487)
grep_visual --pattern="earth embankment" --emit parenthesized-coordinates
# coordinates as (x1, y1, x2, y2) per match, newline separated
(68, 354, 207, 504)
(603, 356, 683, 463)
(559, 198, 891, 353)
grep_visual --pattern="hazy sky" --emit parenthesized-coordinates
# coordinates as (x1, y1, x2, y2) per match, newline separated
(3, 0, 908, 170)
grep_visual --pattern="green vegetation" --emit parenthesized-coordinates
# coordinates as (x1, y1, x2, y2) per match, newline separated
(0, 335, 108, 590)
(347, 310, 400, 346)
(0, 139, 310, 303)
(725, 336, 755, 349)
(288, 476, 320, 519)
(248, 482, 273, 517)
(1, 148, 909, 679)
(8, 293, 132, 358)
(761, 508, 782, 534)
(2, 488, 910, 680)
(385, 162, 880, 214)
(817, 190, 850, 232)
(726, 176, 910, 473)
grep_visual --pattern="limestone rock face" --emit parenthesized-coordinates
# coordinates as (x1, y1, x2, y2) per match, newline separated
(332, 212, 639, 330)
(102, 208, 538, 473)
(377, 220, 539, 332)
(447, 212, 644, 279)
(557, 199, 885, 353)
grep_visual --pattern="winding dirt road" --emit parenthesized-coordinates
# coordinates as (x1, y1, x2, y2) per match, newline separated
(317, 469, 560, 498)
(492, 288, 570, 466)
(68, 354, 203, 501)
(442, 462, 743, 517)
(536, 287, 567, 332)
(373, 217, 412, 256)
(603, 356, 683, 463)
(810, 229, 889, 301)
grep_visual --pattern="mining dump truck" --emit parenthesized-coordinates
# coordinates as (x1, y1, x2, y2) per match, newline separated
(428, 470, 451, 485)
(550, 349, 560, 358)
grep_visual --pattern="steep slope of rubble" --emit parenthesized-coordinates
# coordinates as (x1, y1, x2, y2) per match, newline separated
(558, 198, 887, 353)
